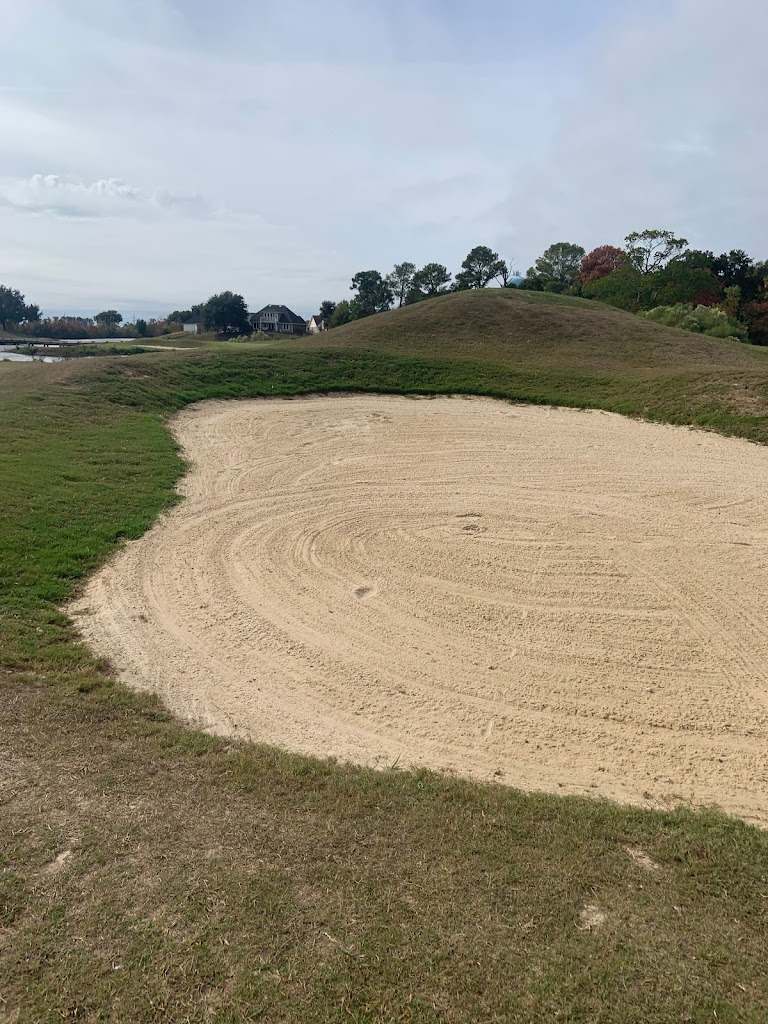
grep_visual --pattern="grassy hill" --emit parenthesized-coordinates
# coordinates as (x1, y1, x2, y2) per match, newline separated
(294, 288, 768, 371)
(3, 296, 768, 1020)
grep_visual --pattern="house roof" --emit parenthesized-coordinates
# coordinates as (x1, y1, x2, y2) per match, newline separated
(250, 304, 306, 326)
(183, 316, 204, 325)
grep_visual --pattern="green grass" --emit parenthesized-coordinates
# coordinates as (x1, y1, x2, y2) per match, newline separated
(3, 295, 768, 1022)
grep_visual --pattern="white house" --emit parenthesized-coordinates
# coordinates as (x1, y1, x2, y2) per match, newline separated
(307, 315, 324, 334)
(183, 317, 205, 334)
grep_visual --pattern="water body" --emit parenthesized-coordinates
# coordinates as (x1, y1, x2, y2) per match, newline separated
(0, 353, 62, 363)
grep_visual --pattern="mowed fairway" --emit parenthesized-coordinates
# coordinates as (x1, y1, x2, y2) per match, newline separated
(73, 395, 768, 823)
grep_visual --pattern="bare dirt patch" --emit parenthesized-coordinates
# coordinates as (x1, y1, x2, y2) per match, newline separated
(579, 904, 608, 931)
(70, 396, 768, 823)
(624, 846, 661, 872)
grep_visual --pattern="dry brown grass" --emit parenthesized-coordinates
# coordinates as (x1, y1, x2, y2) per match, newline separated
(293, 289, 768, 371)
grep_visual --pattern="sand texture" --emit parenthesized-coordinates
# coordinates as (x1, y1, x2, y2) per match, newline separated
(71, 396, 768, 822)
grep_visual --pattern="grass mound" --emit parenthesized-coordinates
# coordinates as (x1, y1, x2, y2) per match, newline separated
(295, 288, 768, 371)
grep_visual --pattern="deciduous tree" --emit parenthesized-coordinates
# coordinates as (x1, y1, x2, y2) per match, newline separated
(329, 300, 354, 327)
(743, 300, 768, 344)
(711, 250, 768, 304)
(94, 310, 123, 327)
(167, 309, 192, 325)
(581, 264, 649, 311)
(0, 285, 31, 330)
(202, 292, 250, 334)
(624, 229, 689, 274)
(655, 256, 722, 307)
(578, 246, 625, 284)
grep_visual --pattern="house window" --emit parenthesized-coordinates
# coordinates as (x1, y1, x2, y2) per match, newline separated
(280, 323, 291, 331)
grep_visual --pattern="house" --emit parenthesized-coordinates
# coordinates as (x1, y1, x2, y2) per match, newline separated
(306, 315, 324, 334)
(249, 305, 307, 336)
(183, 317, 205, 334)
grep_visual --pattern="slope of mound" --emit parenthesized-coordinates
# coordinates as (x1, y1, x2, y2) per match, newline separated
(294, 289, 768, 372)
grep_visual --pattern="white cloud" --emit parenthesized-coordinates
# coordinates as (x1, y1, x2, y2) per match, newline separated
(0, 174, 208, 219)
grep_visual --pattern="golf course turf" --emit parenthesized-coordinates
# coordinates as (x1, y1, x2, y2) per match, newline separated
(2, 289, 768, 1022)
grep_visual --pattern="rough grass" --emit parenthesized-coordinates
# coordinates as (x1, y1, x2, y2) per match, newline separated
(3, 301, 768, 1021)
(295, 288, 768, 371)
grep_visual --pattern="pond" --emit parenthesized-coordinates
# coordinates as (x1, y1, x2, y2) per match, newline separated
(0, 353, 62, 363)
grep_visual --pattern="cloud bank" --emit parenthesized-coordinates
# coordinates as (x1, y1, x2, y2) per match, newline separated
(0, 0, 765, 316)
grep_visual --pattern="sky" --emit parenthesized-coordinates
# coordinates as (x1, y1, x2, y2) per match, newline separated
(1, 0, 766, 319)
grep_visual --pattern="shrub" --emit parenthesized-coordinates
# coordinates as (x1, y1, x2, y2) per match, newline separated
(641, 303, 748, 341)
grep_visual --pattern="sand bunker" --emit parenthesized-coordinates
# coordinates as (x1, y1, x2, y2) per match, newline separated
(71, 396, 768, 823)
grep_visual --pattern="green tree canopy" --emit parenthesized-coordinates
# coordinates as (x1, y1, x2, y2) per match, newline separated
(584, 252, 722, 312)
(625, 229, 689, 274)
(167, 309, 192, 325)
(711, 250, 767, 303)
(581, 264, 649, 311)
(743, 300, 768, 345)
(654, 258, 722, 307)
(0, 285, 32, 330)
(385, 262, 416, 307)
(329, 299, 354, 328)
(407, 263, 452, 303)
(94, 310, 123, 327)
(202, 292, 250, 334)
(534, 242, 586, 287)
(350, 271, 393, 317)
(455, 246, 505, 290)
(135, 318, 149, 337)
(319, 300, 337, 323)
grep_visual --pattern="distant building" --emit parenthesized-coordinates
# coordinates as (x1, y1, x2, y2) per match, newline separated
(183, 317, 205, 334)
(306, 315, 324, 334)
(249, 305, 307, 336)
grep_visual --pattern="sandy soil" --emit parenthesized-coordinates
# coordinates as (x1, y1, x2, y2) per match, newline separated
(71, 396, 768, 823)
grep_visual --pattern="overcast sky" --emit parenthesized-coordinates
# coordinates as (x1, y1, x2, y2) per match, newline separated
(1, 0, 766, 318)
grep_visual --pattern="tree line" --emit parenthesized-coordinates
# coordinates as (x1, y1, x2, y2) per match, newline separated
(0, 290, 174, 341)
(1, 290, 254, 340)
(3, 228, 766, 345)
(317, 247, 520, 329)
(317, 232, 768, 344)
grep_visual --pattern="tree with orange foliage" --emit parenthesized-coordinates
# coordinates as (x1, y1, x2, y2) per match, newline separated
(578, 246, 625, 285)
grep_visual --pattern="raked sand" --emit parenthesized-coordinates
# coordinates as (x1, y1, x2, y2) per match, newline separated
(70, 395, 768, 823)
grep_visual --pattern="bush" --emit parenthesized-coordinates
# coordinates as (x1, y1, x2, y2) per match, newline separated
(743, 301, 768, 345)
(641, 303, 748, 341)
